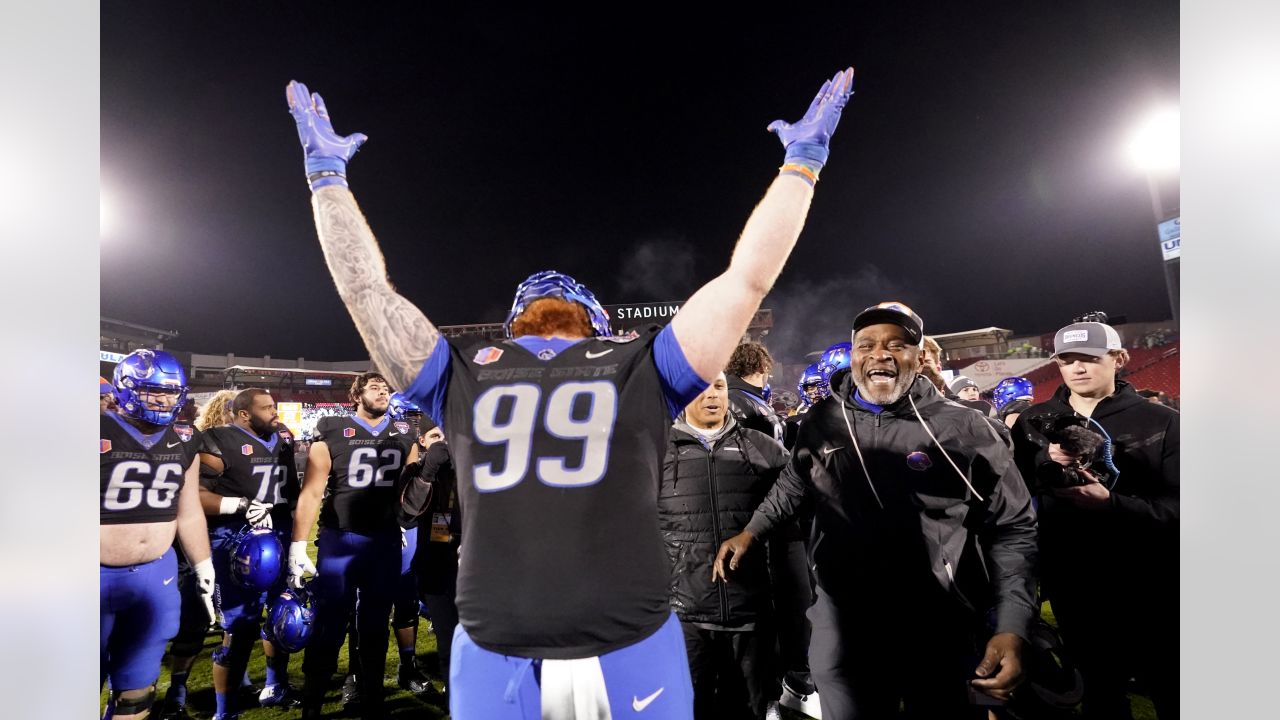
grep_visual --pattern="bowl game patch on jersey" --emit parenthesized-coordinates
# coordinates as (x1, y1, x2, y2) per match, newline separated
(241, 444, 254, 455)
(100, 439, 112, 454)
(474, 346, 504, 365)
(343, 427, 356, 438)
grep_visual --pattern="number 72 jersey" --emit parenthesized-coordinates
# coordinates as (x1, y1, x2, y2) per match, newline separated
(100, 412, 201, 525)
(200, 425, 299, 530)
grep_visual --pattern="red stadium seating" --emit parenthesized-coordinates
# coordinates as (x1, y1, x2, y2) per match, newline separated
(1120, 343, 1180, 400)
(1030, 341, 1180, 403)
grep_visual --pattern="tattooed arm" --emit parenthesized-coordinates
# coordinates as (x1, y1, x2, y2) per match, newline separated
(310, 185, 440, 390)
(286, 80, 440, 389)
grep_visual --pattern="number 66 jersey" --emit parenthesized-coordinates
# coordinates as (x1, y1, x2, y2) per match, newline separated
(100, 412, 200, 525)
(403, 324, 707, 660)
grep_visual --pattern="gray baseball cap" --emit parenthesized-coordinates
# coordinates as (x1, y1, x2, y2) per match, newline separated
(1052, 322, 1122, 357)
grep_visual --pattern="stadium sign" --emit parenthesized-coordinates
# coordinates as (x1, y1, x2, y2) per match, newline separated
(305, 378, 334, 386)
(100, 350, 127, 363)
(604, 302, 683, 328)
(1158, 216, 1180, 261)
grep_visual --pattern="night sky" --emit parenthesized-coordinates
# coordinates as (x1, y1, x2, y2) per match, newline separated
(101, 2, 1178, 363)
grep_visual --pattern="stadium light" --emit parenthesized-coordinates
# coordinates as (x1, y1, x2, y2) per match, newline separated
(1126, 106, 1180, 174)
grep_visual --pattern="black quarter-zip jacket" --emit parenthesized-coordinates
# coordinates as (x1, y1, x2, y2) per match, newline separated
(745, 373, 1040, 639)
(659, 414, 790, 626)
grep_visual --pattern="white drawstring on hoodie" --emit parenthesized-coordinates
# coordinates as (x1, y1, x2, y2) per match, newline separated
(839, 381, 984, 508)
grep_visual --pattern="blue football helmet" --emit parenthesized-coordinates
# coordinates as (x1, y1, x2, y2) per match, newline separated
(503, 270, 612, 338)
(991, 376, 1035, 411)
(797, 363, 828, 407)
(816, 342, 852, 385)
(387, 392, 423, 420)
(112, 348, 189, 425)
(267, 588, 315, 653)
(229, 526, 283, 592)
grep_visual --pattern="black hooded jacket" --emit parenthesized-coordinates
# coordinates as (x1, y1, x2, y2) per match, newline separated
(1010, 381, 1178, 601)
(727, 374, 785, 443)
(744, 373, 1039, 639)
(659, 415, 789, 626)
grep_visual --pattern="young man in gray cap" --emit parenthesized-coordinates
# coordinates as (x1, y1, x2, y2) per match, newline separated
(715, 301, 1038, 719)
(1011, 319, 1179, 719)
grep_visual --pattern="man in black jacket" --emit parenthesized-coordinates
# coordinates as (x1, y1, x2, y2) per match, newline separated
(660, 372, 790, 719)
(726, 343, 820, 716)
(1011, 320, 1179, 720)
(396, 420, 460, 702)
(716, 302, 1038, 719)
(726, 341, 786, 443)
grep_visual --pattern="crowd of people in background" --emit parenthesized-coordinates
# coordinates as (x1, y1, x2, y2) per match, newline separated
(99, 303, 1178, 720)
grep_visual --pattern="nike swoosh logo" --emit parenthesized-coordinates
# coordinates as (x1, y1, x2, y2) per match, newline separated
(822, 446, 843, 456)
(163, 577, 174, 586)
(585, 349, 614, 359)
(632, 687, 664, 712)
(167, 441, 181, 448)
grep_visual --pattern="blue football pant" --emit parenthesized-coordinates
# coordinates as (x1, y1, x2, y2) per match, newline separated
(448, 612, 694, 720)
(391, 526, 420, 630)
(101, 548, 182, 690)
(301, 528, 401, 709)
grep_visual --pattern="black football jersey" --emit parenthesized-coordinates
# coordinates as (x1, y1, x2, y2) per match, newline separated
(100, 413, 201, 525)
(316, 414, 416, 534)
(405, 324, 706, 659)
(200, 425, 298, 530)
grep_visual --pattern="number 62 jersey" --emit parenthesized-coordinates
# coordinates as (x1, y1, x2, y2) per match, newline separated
(100, 412, 201, 525)
(315, 414, 416, 535)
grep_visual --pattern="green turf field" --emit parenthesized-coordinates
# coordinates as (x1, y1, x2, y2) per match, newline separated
(102, 538, 1156, 720)
(103, 603, 1158, 719)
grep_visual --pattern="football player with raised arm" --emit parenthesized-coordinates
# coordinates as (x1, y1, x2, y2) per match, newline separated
(198, 388, 300, 719)
(288, 373, 419, 718)
(286, 67, 855, 720)
(101, 350, 214, 720)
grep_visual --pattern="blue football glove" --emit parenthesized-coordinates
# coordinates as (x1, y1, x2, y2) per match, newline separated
(285, 80, 368, 190)
(767, 67, 855, 170)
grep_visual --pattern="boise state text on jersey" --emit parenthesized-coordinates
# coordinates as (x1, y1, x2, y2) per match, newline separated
(316, 414, 416, 534)
(100, 413, 201, 525)
(406, 324, 706, 659)
(200, 425, 298, 529)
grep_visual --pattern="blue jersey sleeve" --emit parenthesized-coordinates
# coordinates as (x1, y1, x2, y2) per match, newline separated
(403, 339, 453, 431)
(653, 324, 710, 419)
